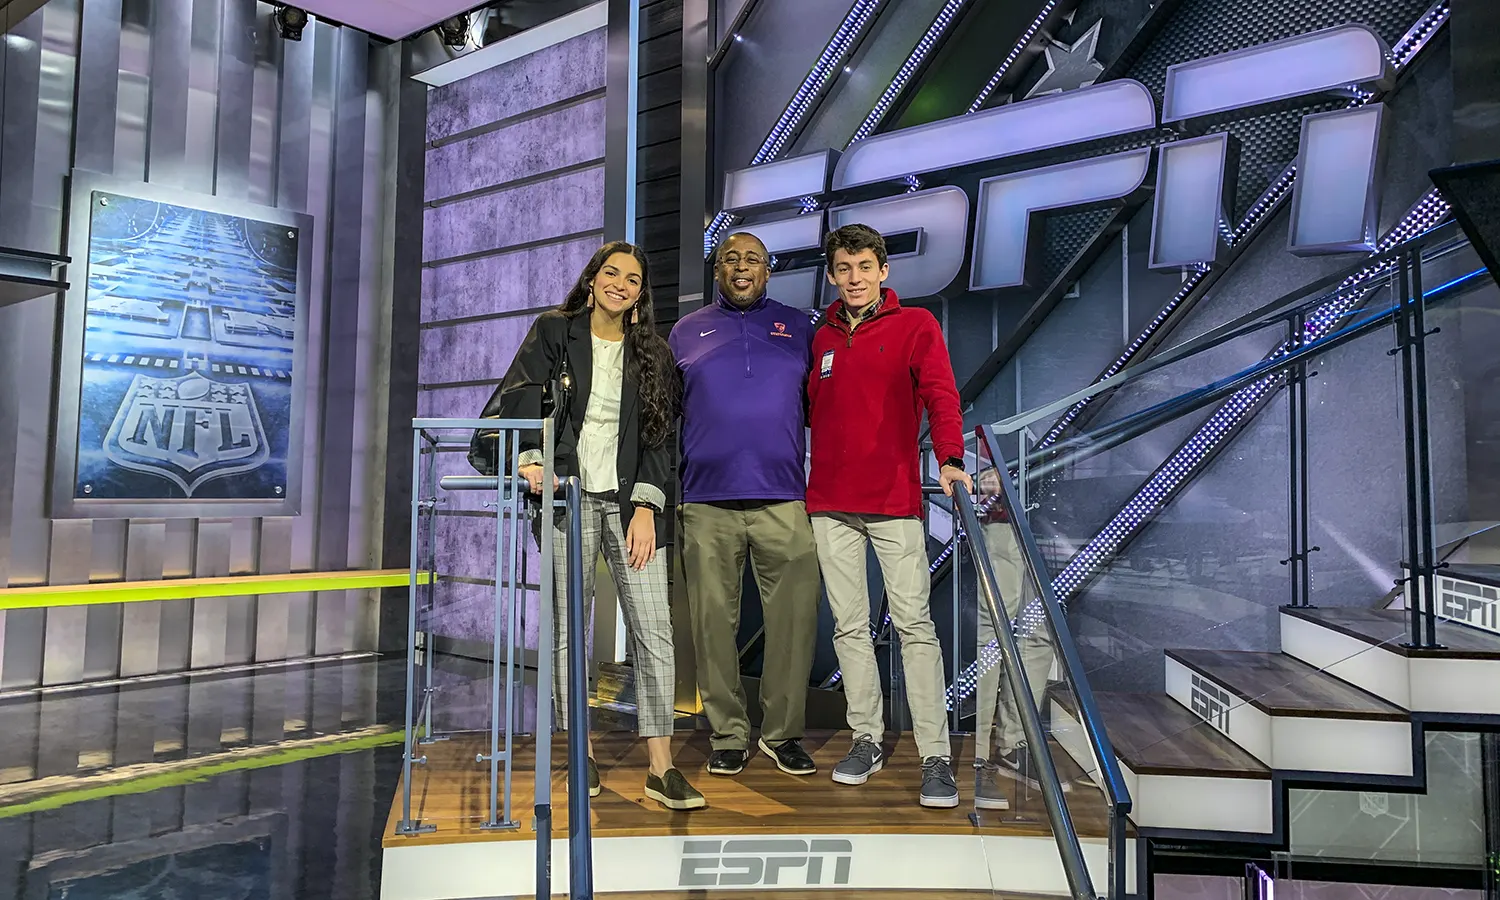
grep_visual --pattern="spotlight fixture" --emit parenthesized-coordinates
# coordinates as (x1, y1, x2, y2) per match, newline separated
(275, 5, 307, 41)
(436, 14, 469, 50)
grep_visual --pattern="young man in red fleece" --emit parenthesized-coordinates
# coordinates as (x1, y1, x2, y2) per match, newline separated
(807, 223, 973, 808)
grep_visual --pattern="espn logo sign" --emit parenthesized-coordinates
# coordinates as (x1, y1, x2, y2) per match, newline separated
(718, 24, 1394, 307)
(679, 838, 853, 887)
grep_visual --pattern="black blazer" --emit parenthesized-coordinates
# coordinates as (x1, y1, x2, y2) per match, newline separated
(477, 308, 672, 549)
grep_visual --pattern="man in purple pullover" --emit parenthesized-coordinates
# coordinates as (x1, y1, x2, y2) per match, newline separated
(670, 232, 820, 778)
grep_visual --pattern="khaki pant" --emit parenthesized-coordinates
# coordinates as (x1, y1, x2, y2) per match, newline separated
(975, 521, 1054, 756)
(681, 501, 821, 751)
(812, 513, 951, 760)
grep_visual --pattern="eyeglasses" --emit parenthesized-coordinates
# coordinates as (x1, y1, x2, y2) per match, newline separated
(719, 253, 766, 268)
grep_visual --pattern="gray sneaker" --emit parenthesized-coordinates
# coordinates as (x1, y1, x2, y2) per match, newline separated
(973, 758, 1010, 810)
(920, 756, 959, 808)
(831, 735, 884, 785)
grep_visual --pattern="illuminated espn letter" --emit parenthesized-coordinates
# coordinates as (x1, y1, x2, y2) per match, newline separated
(1154, 24, 1394, 264)
(971, 149, 1152, 290)
(827, 187, 969, 301)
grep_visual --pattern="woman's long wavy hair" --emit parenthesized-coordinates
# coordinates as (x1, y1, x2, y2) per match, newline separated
(558, 241, 679, 449)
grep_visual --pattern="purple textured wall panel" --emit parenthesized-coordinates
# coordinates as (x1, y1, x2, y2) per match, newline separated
(421, 25, 607, 649)
(421, 236, 598, 324)
(425, 29, 606, 143)
(431, 511, 541, 652)
(418, 383, 499, 418)
(425, 96, 607, 204)
(423, 166, 605, 264)
(420, 313, 539, 386)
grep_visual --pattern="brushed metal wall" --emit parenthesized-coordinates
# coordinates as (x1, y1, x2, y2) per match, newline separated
(0, 0, 399, 690)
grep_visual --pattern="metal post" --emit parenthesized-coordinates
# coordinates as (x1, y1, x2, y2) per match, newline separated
(1281, 312, 1317, 608)
(950, 536, 962, 733)
(1408, 249, 1441, 649)
(1298, 329, 1315, 608)
(1110, 808, 1127, 900)
(398, 428, 435, 835)
(483, 452, 506, 827)
(1017, 429, 1028, 515)
(1483, 732, 1499, 900)
(1395, 256, 1426, 649)
(421, 444, 440, 743)
(536, 420, 556, 899)
(480, 432, 520, 831)
(565, 478, 595, 898)
(503, 440, 523, 827)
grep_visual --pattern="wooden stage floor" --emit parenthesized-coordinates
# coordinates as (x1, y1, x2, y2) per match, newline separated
(383, 729, 1113, 846)
(378, 730, 1128, 898)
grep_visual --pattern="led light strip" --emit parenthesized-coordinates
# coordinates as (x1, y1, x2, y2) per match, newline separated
(849, 0, 975, 144)
(704, 0, 885, 254)
(966, 1, 1058, 113)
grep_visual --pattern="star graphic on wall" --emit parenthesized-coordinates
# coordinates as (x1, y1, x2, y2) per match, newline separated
(1025, 18, 1105, 99)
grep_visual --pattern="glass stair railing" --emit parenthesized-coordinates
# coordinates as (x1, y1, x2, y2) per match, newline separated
(951, 218, 1500, 854)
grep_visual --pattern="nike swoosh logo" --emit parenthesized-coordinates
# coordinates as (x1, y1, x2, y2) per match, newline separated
(700, 330, 716, 337)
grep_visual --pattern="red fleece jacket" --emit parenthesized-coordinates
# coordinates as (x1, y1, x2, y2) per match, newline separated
(806, 289, 966, 517)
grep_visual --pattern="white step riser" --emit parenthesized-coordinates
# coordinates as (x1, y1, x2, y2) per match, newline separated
(1279, 614, 1410, 708)
(1390, 577, 1499, 637)
(1282, 611, 1500, 716)
(1410, 657, 1500, 715)
(1163, 657, 1413, 778)
(1050, 699, 1273, 835)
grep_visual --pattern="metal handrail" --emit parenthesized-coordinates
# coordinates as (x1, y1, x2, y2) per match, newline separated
(991, 220, 1466, 440)
(1019, 261, 1487, 479)
(561, 477, 593, 897)
(970, 426, 1133, 899)
(952, 487, 1121, 900)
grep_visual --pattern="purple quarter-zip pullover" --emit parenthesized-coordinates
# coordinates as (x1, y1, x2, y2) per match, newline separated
(669, 292, 815, 503)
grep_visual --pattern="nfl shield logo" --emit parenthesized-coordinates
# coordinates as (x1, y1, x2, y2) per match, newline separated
(104, 372, 269, 497)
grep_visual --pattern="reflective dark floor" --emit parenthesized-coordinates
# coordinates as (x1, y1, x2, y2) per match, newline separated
(0, 654, 647, 900)
(0, 657, 410, 900)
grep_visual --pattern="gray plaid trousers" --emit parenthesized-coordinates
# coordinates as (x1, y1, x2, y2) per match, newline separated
(551, 491, 675, 738)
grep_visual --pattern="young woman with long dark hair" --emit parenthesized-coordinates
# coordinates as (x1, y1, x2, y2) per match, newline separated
(478, 241, 704, 810)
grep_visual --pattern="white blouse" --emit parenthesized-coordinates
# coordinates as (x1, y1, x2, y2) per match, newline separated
(575, 333, 625, 493)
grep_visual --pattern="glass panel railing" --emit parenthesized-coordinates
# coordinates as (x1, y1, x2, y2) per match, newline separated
(963, 225, 1497, 850)
(960, 448, 1132, 900)
(396, 418, 586, 900)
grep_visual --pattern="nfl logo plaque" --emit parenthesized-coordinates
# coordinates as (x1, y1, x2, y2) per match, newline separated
(50, 172, 312, 519)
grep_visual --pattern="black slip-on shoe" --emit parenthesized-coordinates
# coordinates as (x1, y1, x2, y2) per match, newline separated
(645, 768, 707, 810)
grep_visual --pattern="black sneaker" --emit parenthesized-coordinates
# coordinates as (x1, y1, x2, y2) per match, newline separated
(920, 756, 960, 808)
(587, 757, 601, 798)
(757, 737, 816, 776)
(973, 758, 1010, 810)
(645, 767, 707, 810)
(831, 734, 883, 785)
(707, 748, 749, 776)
